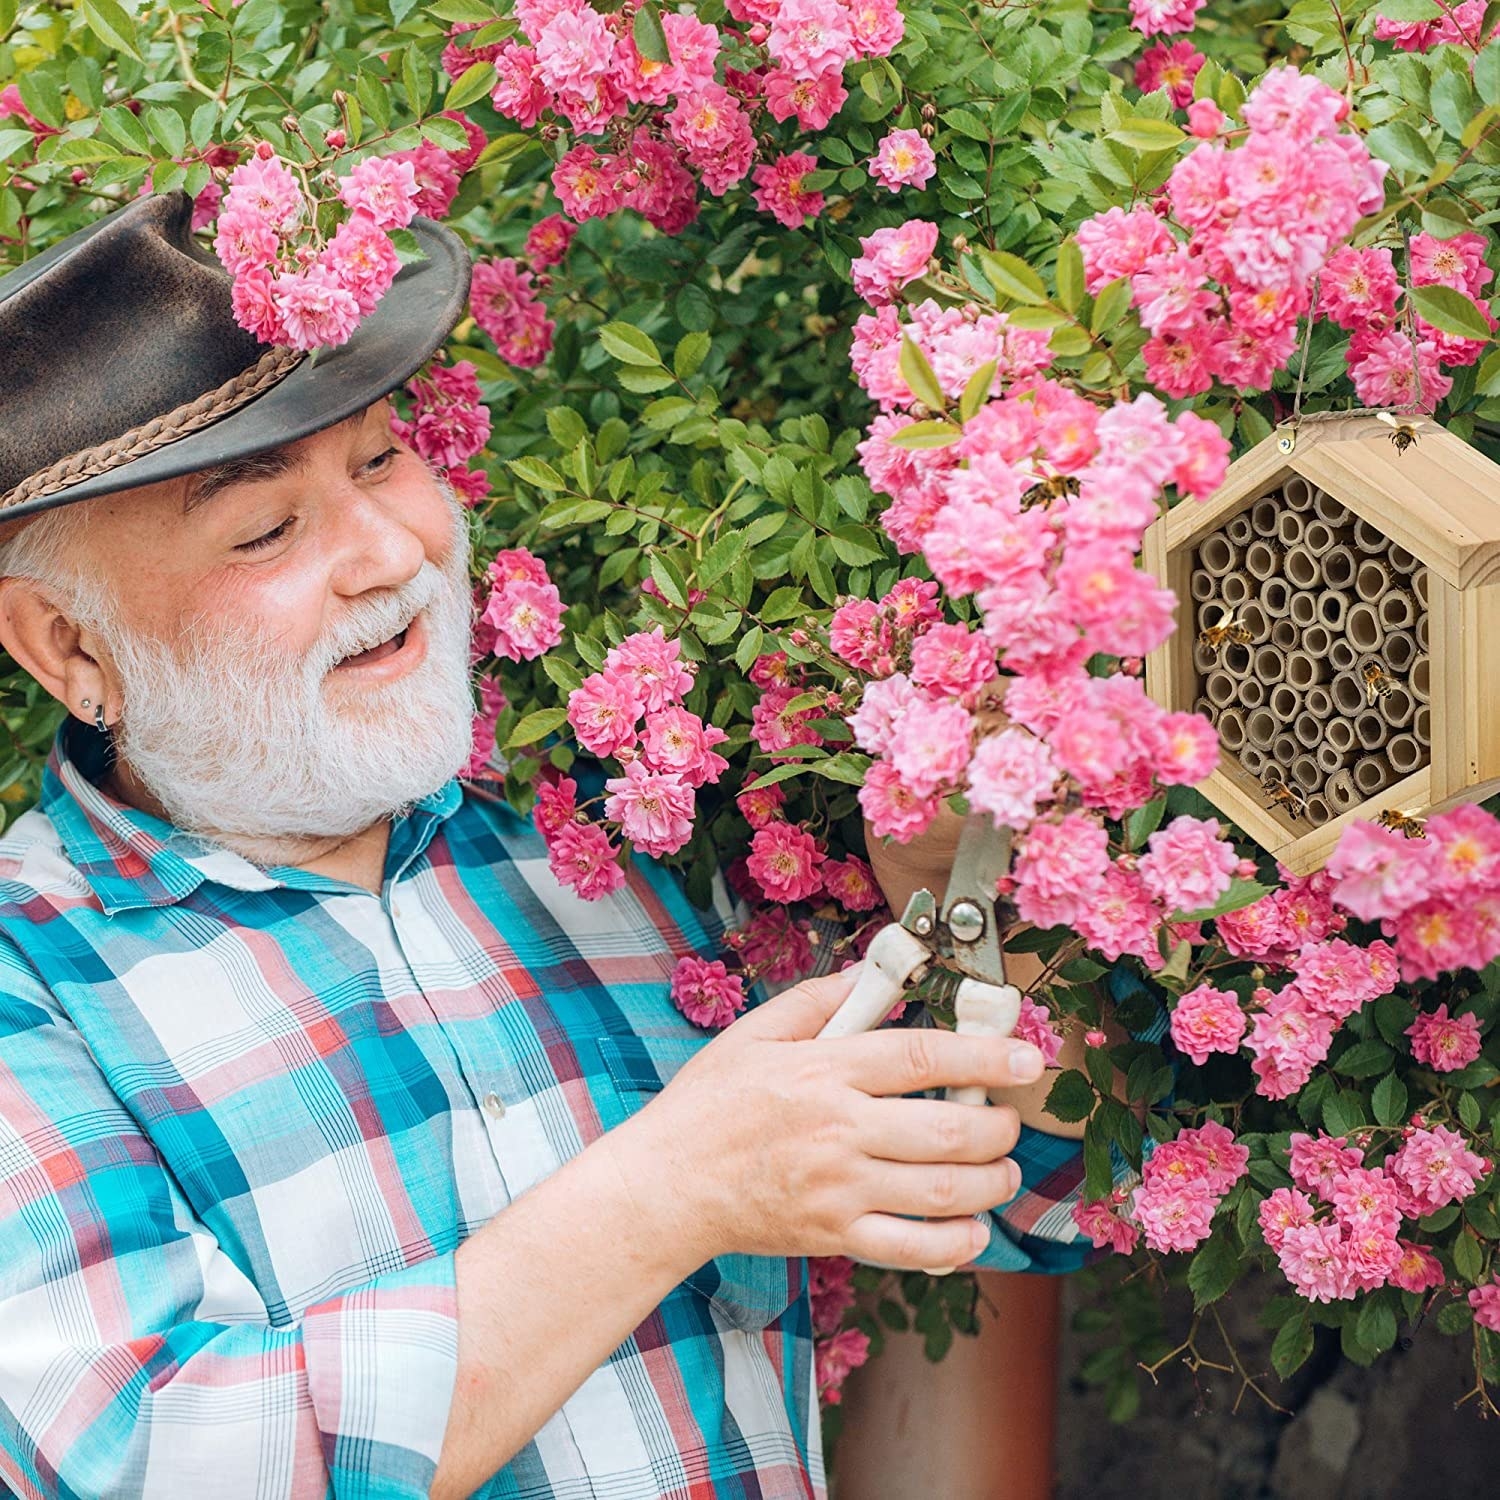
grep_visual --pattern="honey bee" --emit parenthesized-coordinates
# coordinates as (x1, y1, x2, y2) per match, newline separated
(1020, 474, 1081, 509)
(1376, 410, 1420, 455)
(1376, 807, 1428, 839)
(1198, 606, 1253, 652)
(1261, 768, 1307, 821)
(1363, 662, 1394, 704)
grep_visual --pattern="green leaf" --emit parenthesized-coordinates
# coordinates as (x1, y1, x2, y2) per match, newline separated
(1410, 284, 1494, 342)
(420, 117, 470, 152)
(0, 128, 38, 164)
(941, 107, 992, 142)
(1371, 0, 1441, 18)
(632, 1, 671, 65)
(1372, 1071, 1409, 1126)
(648, 553, 689, 608)
(761, 585, 805, 622)
(598, 323, 663, 367)
(1323, 1089, 1366, 1138)
(958, 360, 997, 422)
(146, 107, 186, 160)
(886, 419, 963, 449)
(1334, 1038, 1395, 1079)
(1108, 119, 1186, 152)
(1454, 1230, 1485, 1285)
(1125, 795, 1167, 851)
(1171, 878, 1269, 924)
(1477, 347, 1500, 398)
(1478, 41, 1500, 108)
(508, 456, 567, 491)
(699, 529, 748, 586)
(978, 249, 1049, 306)
(1436, 1299, 1474, 1335)
(898, 335, 946, 411)
(1356, 1291, 1399, 1355)
(1083, 1117, 1114, 1200)
(1366, 121, 1436, 177)
(674, 332, 710, 381)
(80, 0, 142, 61)
(1187, 1233, 1239, 1309)
(1044, 1069, 1097, 1124)
(1056, 238, 1085, 315)
(505, 707, 568, 748)
(546, 407, 587, 450)
(433, 53, 493, 110)
(1271, 1307, 1314, 1379)
(734, 625, 764, 675)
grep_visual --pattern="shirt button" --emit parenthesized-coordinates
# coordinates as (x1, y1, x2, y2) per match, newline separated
(483, 1092, 506, 1119)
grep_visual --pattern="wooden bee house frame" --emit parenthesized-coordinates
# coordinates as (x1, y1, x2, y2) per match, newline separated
(1144, 415, 1500, 874)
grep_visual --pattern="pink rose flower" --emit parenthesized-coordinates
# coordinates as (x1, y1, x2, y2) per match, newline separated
(670, 956, 748, 1030)
(1169, 985, 1247, 1066)
(604, 760, 696, 857)
(747, 822, 826, 903)
(546, 819, 626, 901)
(850, 220, 940, 306)
(567, 672, 643, 757)
(1138, 815, 1237, 914)
(869, 128, 937, 192)
(1407, 1003, 1484, 1073)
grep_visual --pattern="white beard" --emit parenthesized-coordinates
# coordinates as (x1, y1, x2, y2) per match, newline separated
(82, 498, 476, 855)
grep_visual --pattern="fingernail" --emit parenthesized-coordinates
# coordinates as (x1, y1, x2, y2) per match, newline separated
(1009, 1041, 1045, 1082)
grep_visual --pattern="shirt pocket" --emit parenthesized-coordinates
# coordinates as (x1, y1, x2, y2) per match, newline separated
(596, 1033, 805, 1332)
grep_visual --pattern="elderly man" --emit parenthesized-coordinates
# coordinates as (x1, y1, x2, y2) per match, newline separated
(0, 194, 1074, 1500)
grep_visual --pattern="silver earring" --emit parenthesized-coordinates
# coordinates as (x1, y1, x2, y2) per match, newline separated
(80, 698, 91, 709)
(94, 703, 108, 734)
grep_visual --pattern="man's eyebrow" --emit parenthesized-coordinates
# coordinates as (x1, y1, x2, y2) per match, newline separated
(181, 411, 369, 514)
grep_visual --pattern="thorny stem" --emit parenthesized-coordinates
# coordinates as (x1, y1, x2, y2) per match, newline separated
(1136, 1300, 1289, 1416)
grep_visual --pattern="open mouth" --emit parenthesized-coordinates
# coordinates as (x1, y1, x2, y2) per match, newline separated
(336, 624, 410, 669)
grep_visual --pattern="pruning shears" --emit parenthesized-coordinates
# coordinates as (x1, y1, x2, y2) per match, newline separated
(817, 811, 1023, 1106)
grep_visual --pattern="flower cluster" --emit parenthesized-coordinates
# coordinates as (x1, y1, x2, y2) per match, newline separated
(1076, 69, 1387, 399)
(454, 0, 904, 235)
(213, 137, 477, 351)
(470, 255, 559, 369)
(809, 1256, 869, 1403)
(1261, 1128, 1486, 1302)
(393, 359, 491, 503)
(1373, 1, 1497, 52)
(1128, 0, 1207, 36)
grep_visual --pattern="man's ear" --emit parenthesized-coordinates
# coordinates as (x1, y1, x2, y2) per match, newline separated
(0, 577, 117, 727)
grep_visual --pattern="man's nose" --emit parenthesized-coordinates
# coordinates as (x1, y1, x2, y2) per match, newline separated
(326, 480, 428, 598)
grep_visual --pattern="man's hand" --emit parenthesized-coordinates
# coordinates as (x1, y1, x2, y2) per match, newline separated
(608, 968, 1045, 1274)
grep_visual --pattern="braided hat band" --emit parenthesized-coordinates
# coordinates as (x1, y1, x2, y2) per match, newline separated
(0, 345, 306, 513)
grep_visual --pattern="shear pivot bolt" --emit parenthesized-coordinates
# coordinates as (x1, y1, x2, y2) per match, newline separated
(948, 901, 986, 943)
(913, 914, 935, 936)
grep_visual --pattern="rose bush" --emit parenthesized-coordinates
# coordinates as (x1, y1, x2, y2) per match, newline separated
(6, 0, 1500, 1424)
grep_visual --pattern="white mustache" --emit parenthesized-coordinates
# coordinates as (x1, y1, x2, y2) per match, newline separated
(317, 567, 442, 673)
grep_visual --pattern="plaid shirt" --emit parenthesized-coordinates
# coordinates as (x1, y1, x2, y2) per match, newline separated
(0, 724, 1099, 1500)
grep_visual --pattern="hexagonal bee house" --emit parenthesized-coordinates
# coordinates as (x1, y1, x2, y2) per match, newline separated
(1143, 415, 1500, 874)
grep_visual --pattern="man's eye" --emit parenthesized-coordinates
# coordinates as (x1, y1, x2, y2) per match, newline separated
(236, 518, 294, 553)
(363, 446, 401, 475)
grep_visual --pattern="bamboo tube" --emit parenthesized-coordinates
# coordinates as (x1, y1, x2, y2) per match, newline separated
(1241, 744, 1267, 777)
(1306, 685, 1334, 719)
(1411, 655, 1430, 704)
(1190, 568, 1217, 603)
(1355, 559, 1391, 602)
(1221, 570, 1252, 608)
(1416, 613, 1430, 651)
(1226, 512, 1254, 546)
(1240, 601, 1271, 644)
(1291, 754, 1322, 792)
(1304, 520, 1338, 554)
(1262, 579, 1292, 618)
(1355, 711, 1390, 752)
(1294, 711, 1324, 749)
(1326, 716, 1357, 755)
(1206, 670, 1239, 709)
(1378, 683, 1416, 729)
(1284, 546, 1322, 590)
(1198, 601, 1229, 631)
(1199, 533, 1238, 576)
(1345, 602, 1384, 654)
(1284, 476, 1315, 512)
(1353, 756, 1392, 795)
(1383, 629, 1417, 675)
(1412, 566, 1430, 610)
(1379, 589, 1415, 631)
(1306, 794, 1333, 827)
(1223, 642, 1253, 678)
(1353, 518, 1389, 555)
(1387, 543, 1417, 574)
(1193, 696, 1216, 721)
(1330, 639, 1358, 672)
(1327, 769, 1358, 811)
(1218, 708, 1248, 752)
(1246, 708, 1278, 750)
(1321, 546, 1357, 591)
(1414, 705, 1432, 747)
(1289, 590, 1320, 628)
(1318, 589, 1350, 630)
(1312, 489, 1350, 526)
(1286, 650, 1328, 690)
(1272, 734, 1299, 767)
(1253, 645, 1286, 685)
(1317, 743, 1345, 775)
(1332, 673, 1366, 717)
(1270, 684, 1302, 722)
(1302, 624, 1332, 659)
(1276, 510, 1306, 547)
(1193, 640, 1220, 675)
(1239, 676, 1266, 709)
(1271, 618, 1297, 649)
(1251, 496, 1280, 536)
(1388, 733, 1423, 776)
(1245, 539, 1283, 582)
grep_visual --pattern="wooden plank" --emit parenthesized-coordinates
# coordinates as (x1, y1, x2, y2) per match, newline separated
(1278, 768, 1431, 875)
(1161, 440, 1294, 551)
(1142, 520, 1196, 713)
(1427, 573, 1468, 803)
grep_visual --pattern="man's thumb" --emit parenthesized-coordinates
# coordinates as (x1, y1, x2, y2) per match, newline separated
(738, 964, 863, 1040)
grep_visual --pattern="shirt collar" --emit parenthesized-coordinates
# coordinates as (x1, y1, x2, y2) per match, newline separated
(41, 720, 465, 915)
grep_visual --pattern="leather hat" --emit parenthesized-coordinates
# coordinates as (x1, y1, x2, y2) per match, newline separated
(0, 190, 472, 521)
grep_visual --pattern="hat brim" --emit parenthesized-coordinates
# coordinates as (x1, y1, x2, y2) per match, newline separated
(2, 217, 472, 521)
